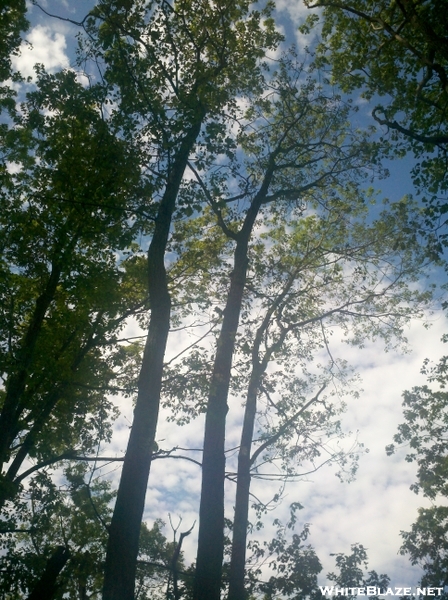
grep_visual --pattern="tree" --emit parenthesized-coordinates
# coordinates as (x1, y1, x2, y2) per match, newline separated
(400, 506, 448, 595)
(0, 463, 181, 600)
(387, 355, 448, 593)
(226, 187, 430, 600)
(244, 528, 389, 600)
(248, 518, 323, 600)
(326, 543, 390, 600)
(303, 4, 448, 589)
(77, 1, 281, 598)
(0, 67, 145, 510)
(0, 0, 28, 82)
(1, 465, 113, 600)
(304, 0, 448, 236)
(185, 49, 431, 599)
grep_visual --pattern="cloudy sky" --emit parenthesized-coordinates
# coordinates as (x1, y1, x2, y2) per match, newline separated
(14, 0, 448, 590)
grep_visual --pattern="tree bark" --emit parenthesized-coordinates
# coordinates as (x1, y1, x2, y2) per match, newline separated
(227, 369, 260, 600)
(102, 118, 203, 600)
(227, 269, 300, 600)
(193, 187, 269, 600)
(26, 545, 70, 600)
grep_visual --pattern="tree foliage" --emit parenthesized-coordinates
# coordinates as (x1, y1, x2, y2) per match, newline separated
(0, 1, 441, 598)
(303, 1, 448, 592)
(327, 543, 390, 600)
(0, 0, 28, 82)
(387, 355, 448, 593)
(249, 520, 323, 600)
(305, 0, 448, 238)
(0, 462, 181, 599)
(0, 67, 146, 510)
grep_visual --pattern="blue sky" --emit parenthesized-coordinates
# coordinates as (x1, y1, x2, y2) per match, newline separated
(13, 0, 448, 591)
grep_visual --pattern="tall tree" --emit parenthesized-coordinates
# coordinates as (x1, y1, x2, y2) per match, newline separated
(226, 190, 430, 600)
(0, 67, 144, 509)
(78, 1, 281, 598)
(185, 52, 431, 600)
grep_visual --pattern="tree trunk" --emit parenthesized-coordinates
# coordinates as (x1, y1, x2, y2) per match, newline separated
(193, 191, 267, 600)
(26, 545, 70, 600)
(227, 371, 260, 600)
(0, 225, 80, 497)
(0, 262, 62, 471)
(227, 269, 299, 600)
(228, 374, 324, 600)
(102, 119, 203, 600)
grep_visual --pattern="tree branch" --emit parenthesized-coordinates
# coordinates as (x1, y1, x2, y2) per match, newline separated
(372, 107, 448, 146)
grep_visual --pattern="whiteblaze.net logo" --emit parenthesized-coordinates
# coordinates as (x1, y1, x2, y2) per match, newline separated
(319, 587, 445, 597)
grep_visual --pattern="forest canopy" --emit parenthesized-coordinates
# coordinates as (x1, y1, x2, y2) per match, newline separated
(0, 1, 446, 599)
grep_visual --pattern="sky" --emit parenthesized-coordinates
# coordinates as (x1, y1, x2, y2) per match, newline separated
(11, 0, 448, 592)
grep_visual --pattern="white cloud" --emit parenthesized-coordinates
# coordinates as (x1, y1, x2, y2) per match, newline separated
(100, 310, 447, 589)
(277, 0, 316, 26)
(244, 315, 446, 587)
(274, 0, 323, 50)
(12, 24, 69, 78)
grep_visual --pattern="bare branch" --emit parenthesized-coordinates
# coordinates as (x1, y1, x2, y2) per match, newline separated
(250, 383, 327, 466)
